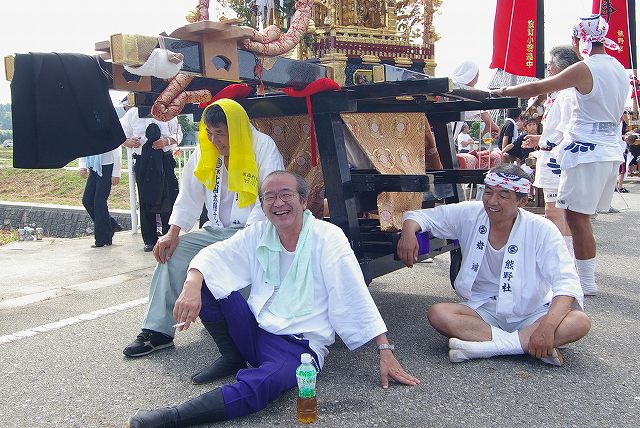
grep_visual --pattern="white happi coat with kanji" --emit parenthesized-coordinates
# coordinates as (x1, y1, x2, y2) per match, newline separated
(404, 201, 583, 322)
(189, 216, 388, 368)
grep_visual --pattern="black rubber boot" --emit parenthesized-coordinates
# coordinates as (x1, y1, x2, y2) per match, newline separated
(191, 321, 247, 385)
(126, 389, 226, 427)
(126, 407, 179, 428)
(176, 388, 226, 426)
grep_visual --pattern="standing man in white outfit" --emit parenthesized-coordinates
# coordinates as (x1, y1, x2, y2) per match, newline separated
(492, 15, 628, 296)
(523, 45, 581, 252)
(123, 99, 284, 360)
(450, 61, 500, 141)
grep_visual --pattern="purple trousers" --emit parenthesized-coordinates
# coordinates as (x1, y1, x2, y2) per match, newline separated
(200, 287, 319, 420)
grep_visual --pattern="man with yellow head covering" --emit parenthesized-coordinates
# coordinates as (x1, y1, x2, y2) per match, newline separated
(123, 99, 284, 363)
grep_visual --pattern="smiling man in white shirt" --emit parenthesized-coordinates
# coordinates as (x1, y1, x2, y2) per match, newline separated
(126, 171, 419, 427)
(398, 163, 590, 367)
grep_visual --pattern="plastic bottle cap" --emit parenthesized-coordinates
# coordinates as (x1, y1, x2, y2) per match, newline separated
(300, 353, 312, 364)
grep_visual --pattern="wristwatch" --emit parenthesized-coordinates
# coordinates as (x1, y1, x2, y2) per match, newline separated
(377, 343, 395, 353)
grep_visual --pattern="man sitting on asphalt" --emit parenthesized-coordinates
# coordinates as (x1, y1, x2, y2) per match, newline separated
(123, 99, 284, 358)
(126, 171, 419, 427)
(398, 163, 591, 366)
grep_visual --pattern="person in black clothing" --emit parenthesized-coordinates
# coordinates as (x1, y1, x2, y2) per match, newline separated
(626, 132, 640, 177)
(497, 108, 522, 151)
(132, 123, 180, 251)
(503, 118, 538, 165)
(121, 105, 183, 252)
(78, 146, 124, 247)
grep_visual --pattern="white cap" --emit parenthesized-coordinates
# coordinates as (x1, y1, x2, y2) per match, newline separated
(300, 353, 312, 363)
(451, 61, 479, 86)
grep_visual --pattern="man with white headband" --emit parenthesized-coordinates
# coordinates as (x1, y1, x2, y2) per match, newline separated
(491, 14, 628, 296)
(398, 163, 590, 366)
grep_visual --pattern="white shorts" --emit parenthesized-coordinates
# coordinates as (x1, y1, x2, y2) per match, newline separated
(543, 188, 558, 203)
(533, 151, 561, 195)
(556, 161, 619, 215)
(464, 298, 549, 332)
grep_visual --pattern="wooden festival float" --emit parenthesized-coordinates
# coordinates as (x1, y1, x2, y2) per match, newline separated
(5, 0, 517, 284)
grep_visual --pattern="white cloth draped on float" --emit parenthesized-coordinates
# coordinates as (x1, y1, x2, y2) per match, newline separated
(124, 37, 184, 79)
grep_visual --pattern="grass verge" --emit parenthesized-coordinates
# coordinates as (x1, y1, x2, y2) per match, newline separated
(0, 167, 132, 210)
(0, 229, 18, 246)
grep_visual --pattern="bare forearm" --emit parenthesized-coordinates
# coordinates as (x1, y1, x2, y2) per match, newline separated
(503, 82, 546, 98)
(185, 268, 204, 290)
(540, 295, 575, 329)
(403, 219, 421, 232)
(167, 224, 181, 236)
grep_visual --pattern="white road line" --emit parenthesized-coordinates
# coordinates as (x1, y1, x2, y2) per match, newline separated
(0, 272, 150, 309)
(0, 297, 148, 345)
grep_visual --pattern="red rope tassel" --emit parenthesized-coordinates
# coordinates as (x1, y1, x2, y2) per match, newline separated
(282, 78, 341, 167)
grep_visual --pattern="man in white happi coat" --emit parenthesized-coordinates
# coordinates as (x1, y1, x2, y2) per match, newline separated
(492, 15, 628, 296)
(126, 171, 419, 427)
(398, 163, 590, 366)
(123, 99, 284, 360)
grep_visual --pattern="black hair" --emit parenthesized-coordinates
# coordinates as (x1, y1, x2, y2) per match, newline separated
(203, 104, 228, 127)
(506, 108, 521, 120)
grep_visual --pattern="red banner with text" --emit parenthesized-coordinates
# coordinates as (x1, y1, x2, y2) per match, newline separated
(592, 0, 632, 68)
(490, 0, 539, 77)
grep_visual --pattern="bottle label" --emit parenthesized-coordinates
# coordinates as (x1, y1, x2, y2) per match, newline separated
(296, 369, 317, 398)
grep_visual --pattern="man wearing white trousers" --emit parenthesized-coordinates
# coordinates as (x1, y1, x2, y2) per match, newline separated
(398, 163, 591, 366)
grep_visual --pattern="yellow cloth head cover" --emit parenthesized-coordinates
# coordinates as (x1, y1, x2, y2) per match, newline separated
(195, 99, 259, 208)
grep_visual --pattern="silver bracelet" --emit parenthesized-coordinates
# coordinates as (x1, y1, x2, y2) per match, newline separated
(377, 343, 395, 353)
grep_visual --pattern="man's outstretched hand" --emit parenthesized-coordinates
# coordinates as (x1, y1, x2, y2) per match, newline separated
(379, 350, 420, 389)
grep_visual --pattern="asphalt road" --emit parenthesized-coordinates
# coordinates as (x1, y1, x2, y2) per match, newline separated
(1, 180, 639, 428)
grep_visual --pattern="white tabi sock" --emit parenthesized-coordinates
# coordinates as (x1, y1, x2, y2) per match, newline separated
(448, 326, 524, 362)
(564, 236, 574, 260)
(575, 258, 598, 296)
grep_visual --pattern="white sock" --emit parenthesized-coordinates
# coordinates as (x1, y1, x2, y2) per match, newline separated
(563, 236, 574, 260)
(449, 326, 523, 362)
(575, 258, 598, 296)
